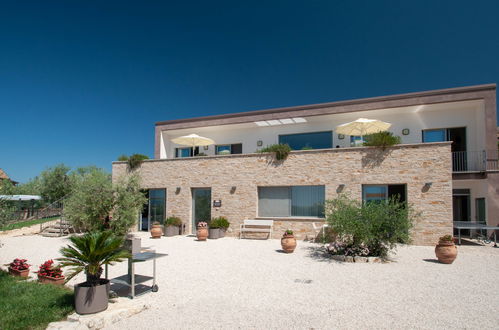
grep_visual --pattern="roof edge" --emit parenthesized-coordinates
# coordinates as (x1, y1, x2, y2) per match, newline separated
(155, 83, 496, 126)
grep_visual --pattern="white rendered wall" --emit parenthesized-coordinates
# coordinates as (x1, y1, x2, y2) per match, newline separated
(158, 100, 486, 159)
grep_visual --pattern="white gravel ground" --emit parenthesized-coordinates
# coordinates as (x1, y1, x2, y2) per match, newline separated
(1, 231, 498, 330)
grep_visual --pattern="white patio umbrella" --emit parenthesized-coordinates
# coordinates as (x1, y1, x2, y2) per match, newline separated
(336, 118, 391, 144)
(171, 134, 215, 153)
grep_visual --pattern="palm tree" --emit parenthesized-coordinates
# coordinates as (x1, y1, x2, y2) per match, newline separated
(58, 231, 130, 284)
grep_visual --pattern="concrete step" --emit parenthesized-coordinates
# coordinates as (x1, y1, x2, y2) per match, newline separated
(40, 232, 67, 237)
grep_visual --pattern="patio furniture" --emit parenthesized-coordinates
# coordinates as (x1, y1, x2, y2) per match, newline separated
(106, 248, 168, 299)
(239, 219, 273, 239)
(312, 222, 329, 242)
(453, 221, 498, 247)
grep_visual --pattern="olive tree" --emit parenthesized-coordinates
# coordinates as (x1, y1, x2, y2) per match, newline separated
(64, 168, 146, 235)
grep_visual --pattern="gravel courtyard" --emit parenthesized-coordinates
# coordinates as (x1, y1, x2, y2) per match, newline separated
(1, 231, 498, 329)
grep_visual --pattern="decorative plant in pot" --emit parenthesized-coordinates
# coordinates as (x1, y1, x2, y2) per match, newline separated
(196, 221, 208, 241)
(212, 216, 230, 238)
(281, 230, 297, 253)
(165, 216, 182, 237)
(36, 259, 65, 285)
(7, 258, 30, 277)
(150, 221, 163, 239)
(58, 231, 130, 315)
(435, 234, 458, 264)
(208, 220, 221, 239)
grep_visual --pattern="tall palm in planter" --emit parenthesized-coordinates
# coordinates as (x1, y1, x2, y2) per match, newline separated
(58, 231, 130, 315)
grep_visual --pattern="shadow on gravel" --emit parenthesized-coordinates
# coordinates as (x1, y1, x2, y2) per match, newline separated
(304, 245, 337, 263)
(422, 258, 441, 264)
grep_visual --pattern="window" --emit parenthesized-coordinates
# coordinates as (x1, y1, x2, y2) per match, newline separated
(350, 136, 363, 147)
(278, 131, 332, 150)
(149, 189, 166, 225)
(175, 147, 199, 158)
(422, 127, 466, 152)
(258, 185, 325, 217)
(362, 184, 406, 203)
(215, 143, 242, 155)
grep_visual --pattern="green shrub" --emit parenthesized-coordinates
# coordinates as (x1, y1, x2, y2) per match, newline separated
(363, 131, 401, 149)
(325, 195, 417, 257)
(210, 216, 230, 229)
(127, 154, 149, 171)
(259, 144, 292, 160)
(165, 216, 182, 227)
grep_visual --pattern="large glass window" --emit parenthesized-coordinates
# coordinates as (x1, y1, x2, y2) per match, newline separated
(278, 131, 332, 150)
(175, 147, 200, 158)
(149, 189, 166, 225)
(215, 143, 242, 155)
(362, 184, 406, 204)
(258, 185, 325, 217)
(422, 129, 446, 143)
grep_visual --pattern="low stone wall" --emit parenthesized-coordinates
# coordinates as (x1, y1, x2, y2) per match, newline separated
(112, 142, 453, 246)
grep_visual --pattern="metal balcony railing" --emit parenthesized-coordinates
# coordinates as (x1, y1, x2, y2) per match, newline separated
(452, 150, 499, 172)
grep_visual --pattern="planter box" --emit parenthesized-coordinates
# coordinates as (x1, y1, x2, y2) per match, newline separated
(165, 226, 179, 237)
(38, 275, 65, 285)
(209, 228, 220, 239)
(219, 228, 226, 238)
(9, 267, 30, 278)
(74, 280, 110, 315)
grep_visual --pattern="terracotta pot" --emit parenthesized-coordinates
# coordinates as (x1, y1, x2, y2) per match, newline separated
(74, 279, 110, 315)
(281, 235, 297, 253)
(150, 224, 163, 239)
(435, 241, 458, 264)
(197, 227, 208, 241)
(165, 225, 178, 237)
(209, 228, 220, 239)
(38, 274, 65, 286)
(9, 267, 30, 278)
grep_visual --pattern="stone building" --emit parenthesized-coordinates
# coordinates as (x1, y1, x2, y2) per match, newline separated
(112, 84, 498, 245)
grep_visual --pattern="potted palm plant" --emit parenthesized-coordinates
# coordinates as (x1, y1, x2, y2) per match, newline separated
(164, 216, 182, 237)
(58, 231, 130, 315)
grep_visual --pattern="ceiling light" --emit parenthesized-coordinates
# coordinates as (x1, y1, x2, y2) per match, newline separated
(267, 120, 282, 126)
(279, 118, 294, 124)
(292, 117, 307, 123)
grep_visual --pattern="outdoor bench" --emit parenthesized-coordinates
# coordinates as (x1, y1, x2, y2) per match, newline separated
(239, 219, 274, 239)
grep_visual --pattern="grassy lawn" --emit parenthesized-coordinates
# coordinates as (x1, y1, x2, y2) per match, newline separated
(0, 216, 60, 232)
(0, 270, 74, 330)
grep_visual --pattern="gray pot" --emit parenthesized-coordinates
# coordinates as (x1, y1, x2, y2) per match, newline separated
(74, 279, 110, 315)
(219, 228, 226, 238)
(165, 225, 178, 237)
(209, 228, 220, 239)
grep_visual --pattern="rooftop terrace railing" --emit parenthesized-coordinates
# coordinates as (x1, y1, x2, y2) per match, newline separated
(452, 150, 499, 172)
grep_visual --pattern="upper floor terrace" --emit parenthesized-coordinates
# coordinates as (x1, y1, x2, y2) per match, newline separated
(154, 84, 497, 175)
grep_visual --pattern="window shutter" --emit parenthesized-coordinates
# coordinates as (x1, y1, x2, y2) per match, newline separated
(175, 148, 179, 158)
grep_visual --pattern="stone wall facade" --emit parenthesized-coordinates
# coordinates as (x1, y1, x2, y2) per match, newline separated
(112, 142, 453, 246)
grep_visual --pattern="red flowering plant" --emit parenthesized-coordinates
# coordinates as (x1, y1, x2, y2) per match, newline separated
(7, 258, 30, 271)
(36, 259, 64, 278)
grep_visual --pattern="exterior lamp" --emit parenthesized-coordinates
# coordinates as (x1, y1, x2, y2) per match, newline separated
(337, 184, 345, 193)
(175, 187, 181, 194)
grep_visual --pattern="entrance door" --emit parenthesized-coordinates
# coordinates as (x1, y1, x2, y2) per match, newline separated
(140, 189, 166, 231)
(453, 189, 470, 236)
(192, 188, 211, 233)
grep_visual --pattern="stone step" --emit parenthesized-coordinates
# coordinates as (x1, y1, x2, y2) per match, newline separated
(40, 232, 67, 237)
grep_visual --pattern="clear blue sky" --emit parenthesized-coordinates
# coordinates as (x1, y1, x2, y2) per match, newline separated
(1, 1, 498, 183)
